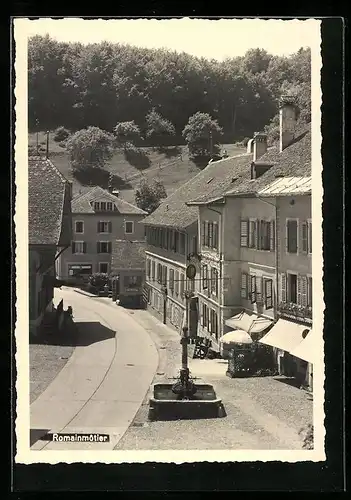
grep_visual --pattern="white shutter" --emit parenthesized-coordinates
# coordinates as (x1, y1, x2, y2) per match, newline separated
(301, 275, 308, 307)
(270, 220, 275, 251)
(297, 275, 302, 305)
(280, 273, 287, 303)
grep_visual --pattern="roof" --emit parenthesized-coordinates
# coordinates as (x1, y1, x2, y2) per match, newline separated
(28, 156, 71, 246)
(111, 240, 146, 271)
(225, 124, 311, 197)
(72, 186, 147, 215)
(142, 153, 252, 229)
(258, 176, 311, 197)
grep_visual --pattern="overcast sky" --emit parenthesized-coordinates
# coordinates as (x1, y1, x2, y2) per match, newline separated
(22, 18, 318, 60)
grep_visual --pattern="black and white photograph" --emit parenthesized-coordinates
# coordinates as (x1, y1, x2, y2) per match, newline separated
(14, 17, 324, 463)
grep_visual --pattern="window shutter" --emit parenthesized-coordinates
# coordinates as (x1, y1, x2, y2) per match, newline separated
(256, 276, 263, 303)
(265, 279, 273, 310)
(71, 241, 76, 254)
(213, 223, 218, 249)
(301, 275, 308, 307)
(202, 222, 206, 246)
(270, 220, 275, 251)
(108, 221, 112, 233)
(97, 221, 100, 233)
(97, 242, 100, 253)
(297, 275, 302, 305)
(240, 220, 248, 247)
(280, 273, 287, 303)
(209, 222, 213, 247)
(250, 275, 256, 303)
(83, 242, 87, 254)
(308, 221, 312, 253)
(255, 220, 260, 249)
(241, 272, 248, 298)
(301, 222, 308, 253)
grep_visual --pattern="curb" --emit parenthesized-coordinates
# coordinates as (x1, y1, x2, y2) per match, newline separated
(73, 288, 97, 298)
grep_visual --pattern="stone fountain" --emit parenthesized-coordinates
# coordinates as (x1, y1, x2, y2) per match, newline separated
(148, 322, 224, 421)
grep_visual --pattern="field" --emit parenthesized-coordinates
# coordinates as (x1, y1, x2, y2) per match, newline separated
(29, 131, 246, 204)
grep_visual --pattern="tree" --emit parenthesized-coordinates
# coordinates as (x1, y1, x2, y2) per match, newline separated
(134, 178, 167, 214)
(145, 109, 175, 146)
(114, 121, 142, 150)
(66, 126, 114, 171)
(182, 112, 223, 159)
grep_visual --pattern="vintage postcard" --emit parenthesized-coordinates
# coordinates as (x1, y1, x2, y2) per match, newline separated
(14, 17, 325, 464)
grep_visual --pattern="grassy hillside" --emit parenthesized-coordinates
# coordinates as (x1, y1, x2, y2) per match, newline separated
(29, 131, 246, 205)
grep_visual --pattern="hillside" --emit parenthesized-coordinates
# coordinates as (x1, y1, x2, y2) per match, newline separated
(29, 132, 246, 205)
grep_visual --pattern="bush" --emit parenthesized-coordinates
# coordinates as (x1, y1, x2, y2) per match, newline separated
(54, 126, 70, 142)
(88, 273, 109, 292)
(299, 424, 313, 450)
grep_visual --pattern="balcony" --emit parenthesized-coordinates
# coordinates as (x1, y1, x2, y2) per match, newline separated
(278, 302, 312, 325)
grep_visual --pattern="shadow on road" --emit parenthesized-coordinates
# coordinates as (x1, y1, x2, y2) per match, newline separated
(31, 321, 116, 348)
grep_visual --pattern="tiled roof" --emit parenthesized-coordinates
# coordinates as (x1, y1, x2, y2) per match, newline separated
(28, 156, 71, 246)
(225, 124, 311, 197)
(258, 176, 311, 196)
(111, 240, 146, 271)
(142, 153, 253, 229)
(72, 186, 147, 215)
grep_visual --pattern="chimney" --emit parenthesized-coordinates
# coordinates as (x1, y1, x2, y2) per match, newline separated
(279, 95, 298, 152)
(112, 189, 119, 197)
(246, 138, 254, 154)
(253, 132, 267, 161)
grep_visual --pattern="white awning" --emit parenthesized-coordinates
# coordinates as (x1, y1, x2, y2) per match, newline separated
(290, 330, 315, 363)
(259, 319, 310, 353)
(219, 330, 253, 345)
(225, 311, 256, 332)
(225, 311, 272, 334)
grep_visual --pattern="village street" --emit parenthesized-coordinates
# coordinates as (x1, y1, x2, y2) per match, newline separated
(30, 288, 313, 451)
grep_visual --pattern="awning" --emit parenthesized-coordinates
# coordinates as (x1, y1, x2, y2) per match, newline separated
(259, 319, 310, 353)
(219, 330, 253, 345)
(225, 311, 273, 334)
(225, 311, 256, 332)
(249, 317, 273, 334)
(290, 330, 315, 363)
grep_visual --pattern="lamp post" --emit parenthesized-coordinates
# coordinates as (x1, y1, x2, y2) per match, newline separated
(162, 284, 168, 324)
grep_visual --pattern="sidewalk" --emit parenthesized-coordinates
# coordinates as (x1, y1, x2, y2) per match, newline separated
(116, 309, 313, 451)
(30, 289, 158, 450)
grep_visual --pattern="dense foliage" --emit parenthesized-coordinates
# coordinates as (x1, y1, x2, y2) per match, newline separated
(135, 178, 167, 214)
(28, 36, 311, 142)
(66, 126, 114, 171)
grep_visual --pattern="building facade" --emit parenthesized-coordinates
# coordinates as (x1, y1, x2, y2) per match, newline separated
(57, 186, 147, 281)
(29, 157, 72, 333)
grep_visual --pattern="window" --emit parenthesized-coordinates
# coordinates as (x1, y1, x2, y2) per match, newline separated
(179, 233, 186, 254)
(94, 202, 100, 211)
(107, 202, 113, 211)
(162, 265, 167, 286)
(202, 221, 207, 246)
(175, 271, 179, 295)
(151, 261, 155, 280)
(240, 220, 249, 247)
(202, 303, 209, 329)
(157, 263, 162, 283)
(240, 272, 248, 299)
(174, 231, 179, 252)
(97, 221, 112, 233)
(72, 241, 86, 254)
(211, 267, 218, 296)
(146, 259, 151, 278)
(210, 309, 218, 340)
(125, 221, 134, 234)
(180, 273, 185, 296)
(259, 221, 271, 250)
(208, 222, 213, 247)
(191, 235, 198, 255)
(249, 220, 256, 248)
(264, 278, 273, 309)
(169, 269, 174, 292)
(125, 275, 140, 286)
(99, 262, 108, 274)
(307, 276, 313, 307)
(256, 276, 263, 303)
(75, 221, 84, 234)
(202, 265, 208, 289)
(97, 241, 112, 254)
(287, 273, 298, 303)
(287, 219, 298, 253)
(101, 202, 106, 211)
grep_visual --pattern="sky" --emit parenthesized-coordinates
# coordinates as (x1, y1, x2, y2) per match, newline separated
(20, 17, 318, 61)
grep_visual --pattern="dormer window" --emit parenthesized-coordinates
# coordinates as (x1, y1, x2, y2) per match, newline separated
(107, 202, 112, 211)
(93, 200, 115, 212)
(101, 202, 106, 211)
(94, 202, 100, 211)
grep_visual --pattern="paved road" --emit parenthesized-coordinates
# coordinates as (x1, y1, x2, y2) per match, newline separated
(30, 287, 158, 450)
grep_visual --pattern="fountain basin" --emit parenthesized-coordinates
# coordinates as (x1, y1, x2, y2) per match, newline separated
(148, 383, 225, 420)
